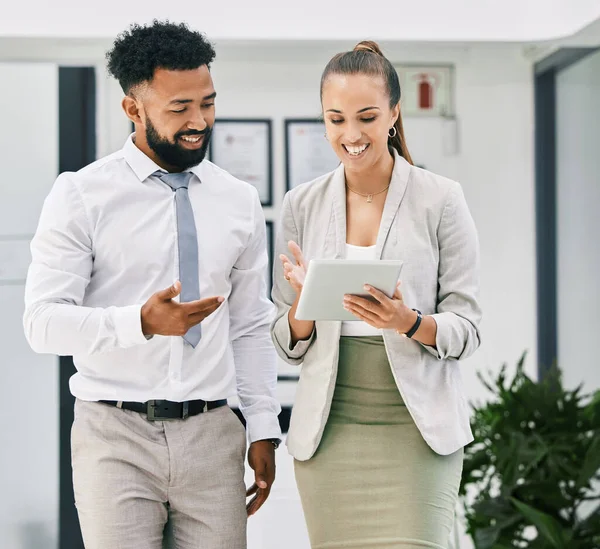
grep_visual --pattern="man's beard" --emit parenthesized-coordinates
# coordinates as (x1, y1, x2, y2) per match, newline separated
(146, 117, 212, 171)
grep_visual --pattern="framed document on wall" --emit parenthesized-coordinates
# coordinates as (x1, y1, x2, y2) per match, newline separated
(265, 220, 274, 300)
(285, 118, 340, 191)
(209, 119, 273, 206)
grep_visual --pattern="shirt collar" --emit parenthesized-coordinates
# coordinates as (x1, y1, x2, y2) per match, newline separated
(122, 133, 204, 182)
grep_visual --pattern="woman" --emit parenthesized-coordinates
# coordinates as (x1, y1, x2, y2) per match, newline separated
(270, 41, 482, 548)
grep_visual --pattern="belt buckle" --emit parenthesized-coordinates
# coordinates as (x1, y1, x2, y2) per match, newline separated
(147, 400, 187, 421)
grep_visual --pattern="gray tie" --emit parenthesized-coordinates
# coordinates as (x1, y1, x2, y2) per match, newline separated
(156, 171, 202, 347)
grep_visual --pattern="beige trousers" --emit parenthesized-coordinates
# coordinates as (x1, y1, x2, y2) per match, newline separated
(71, 399, 247, 549)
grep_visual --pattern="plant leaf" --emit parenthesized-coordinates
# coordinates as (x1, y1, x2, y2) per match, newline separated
(510, 497, 569, 548)
(573, 502, 600, 537)
(474, 526, 501, 549)
(576, 435, 600, 489)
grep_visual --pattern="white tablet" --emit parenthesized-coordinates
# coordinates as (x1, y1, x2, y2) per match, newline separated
(295, 259, 404, 321)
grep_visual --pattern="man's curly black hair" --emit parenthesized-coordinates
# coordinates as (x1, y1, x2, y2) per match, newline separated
(106, 20, 216, 95)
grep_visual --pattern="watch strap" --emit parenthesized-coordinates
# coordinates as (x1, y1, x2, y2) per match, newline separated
(268, 438, 281, 449)
(405, 309, 423, 339)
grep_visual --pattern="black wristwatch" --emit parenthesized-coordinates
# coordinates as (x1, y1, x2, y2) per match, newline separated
(397, 309, 422, 338)
(267, 438, 281, 450)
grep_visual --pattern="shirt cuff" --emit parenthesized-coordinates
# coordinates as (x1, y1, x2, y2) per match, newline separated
(113, 304, 151, 347)
(245, 412, 282, 444)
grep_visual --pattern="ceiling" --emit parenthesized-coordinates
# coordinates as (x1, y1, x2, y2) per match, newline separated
(2, 0, 600, 43)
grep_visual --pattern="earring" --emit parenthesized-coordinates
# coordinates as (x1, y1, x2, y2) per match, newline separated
(324, 133, 328, 140)
(388, 127, 397, 138)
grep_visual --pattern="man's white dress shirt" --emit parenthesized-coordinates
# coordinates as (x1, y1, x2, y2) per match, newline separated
(24, 135, 281, 443)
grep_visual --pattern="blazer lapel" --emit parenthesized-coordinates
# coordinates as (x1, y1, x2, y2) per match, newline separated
(330, 163, 347, 259)
(375, 151, 412, 259)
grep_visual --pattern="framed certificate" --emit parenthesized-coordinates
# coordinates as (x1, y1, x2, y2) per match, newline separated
(285, 119, 340, 191)
(265, 220, 274, 299)
(209, 119, 273, 206)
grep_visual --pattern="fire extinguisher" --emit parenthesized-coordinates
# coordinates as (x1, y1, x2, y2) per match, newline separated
(414, 73, 438, 110)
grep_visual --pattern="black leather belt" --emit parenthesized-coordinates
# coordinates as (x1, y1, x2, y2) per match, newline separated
(100, 399, 227, 421)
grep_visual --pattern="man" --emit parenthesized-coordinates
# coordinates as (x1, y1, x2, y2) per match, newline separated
(23, 20, 281, 549)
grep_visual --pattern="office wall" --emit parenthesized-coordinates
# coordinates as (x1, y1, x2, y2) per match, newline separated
(98, 41, 538, 393)
(0, 62, 59, 549)
(556, 49, 600, 395)
(97, 43, 537, 549)
(0, 41, 537, 549)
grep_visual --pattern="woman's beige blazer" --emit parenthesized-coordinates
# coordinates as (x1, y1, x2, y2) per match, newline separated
(271, 151, 482, 460)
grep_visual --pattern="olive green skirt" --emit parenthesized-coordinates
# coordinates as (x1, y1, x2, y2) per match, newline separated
(294, 336, 463, 549)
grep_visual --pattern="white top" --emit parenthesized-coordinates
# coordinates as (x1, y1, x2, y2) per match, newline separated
(23, 135, 281, 443)
(340, 244, 383, 337)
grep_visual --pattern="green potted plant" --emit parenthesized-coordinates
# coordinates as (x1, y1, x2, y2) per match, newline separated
(460, 353, 600, 548)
